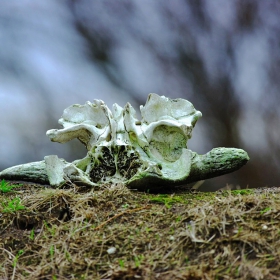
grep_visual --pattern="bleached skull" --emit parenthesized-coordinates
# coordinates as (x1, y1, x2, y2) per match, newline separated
(46, 93, 202, 186)
(0, 93, 249, 191)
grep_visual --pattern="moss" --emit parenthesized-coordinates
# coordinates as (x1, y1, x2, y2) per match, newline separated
(147, 193, 189, 208)
(1, 182, 280, 279)
(231, 189, 254, 196)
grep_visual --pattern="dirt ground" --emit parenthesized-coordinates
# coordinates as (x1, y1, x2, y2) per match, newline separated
(1, 181, 280, 280)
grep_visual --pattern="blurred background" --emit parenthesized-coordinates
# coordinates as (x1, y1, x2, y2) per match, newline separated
(0, 0, 279, 191)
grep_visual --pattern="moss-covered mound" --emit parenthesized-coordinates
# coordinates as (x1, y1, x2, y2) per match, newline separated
(1, 181, 280, 279)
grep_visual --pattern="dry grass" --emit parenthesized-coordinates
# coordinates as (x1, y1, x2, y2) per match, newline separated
(1, 181, 280, 279)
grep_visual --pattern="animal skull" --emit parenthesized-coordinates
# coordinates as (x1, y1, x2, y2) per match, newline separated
(0, 93, 249, 191)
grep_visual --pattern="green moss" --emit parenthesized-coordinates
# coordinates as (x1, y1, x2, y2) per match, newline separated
(147, 194, 188, 208)
(1, 182, 280, 280)
(146, 191, 219, 208)
(231, 189, 254, 196)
